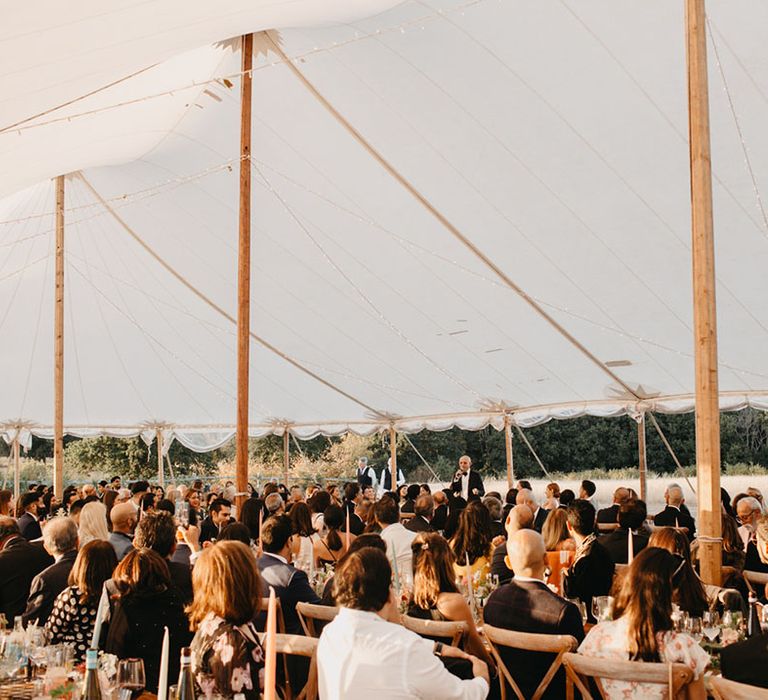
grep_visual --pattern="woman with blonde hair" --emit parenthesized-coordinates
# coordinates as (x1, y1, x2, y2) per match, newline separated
(188, 541, 264, 699)
(541, 508, 575, 552)
(409, 532, 493, 667)
(78, 500, 110, 546)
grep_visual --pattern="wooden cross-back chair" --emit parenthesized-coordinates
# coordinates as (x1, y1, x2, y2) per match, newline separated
(400, 615, 468, 647)
(296, 602, 339, 638)
(258, 633, 320, 700)
(258, 598, 294, 699)
(482, 624, 578, 700)
(563, 653, 694, 700)
(709, 675, 768, 700)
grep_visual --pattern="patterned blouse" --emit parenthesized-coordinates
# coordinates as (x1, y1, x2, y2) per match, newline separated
(44, 585, 97, 663)
(579, 616, 709, 699)
(190, 613, 265, 699)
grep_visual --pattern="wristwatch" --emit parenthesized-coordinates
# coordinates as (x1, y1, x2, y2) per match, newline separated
(433, 641, 444, 656)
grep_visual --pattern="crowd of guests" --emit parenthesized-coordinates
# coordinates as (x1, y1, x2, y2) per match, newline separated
(1, 464, 768, 698)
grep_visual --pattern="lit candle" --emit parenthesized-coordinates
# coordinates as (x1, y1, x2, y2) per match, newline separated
(264, 587, 277, 700)
(157, 626, 169, 700)
(345, 508, 351, 550)
(258, 508, 264, 554)
(627, 529, 634, 564)
(90, 584, 109, 649)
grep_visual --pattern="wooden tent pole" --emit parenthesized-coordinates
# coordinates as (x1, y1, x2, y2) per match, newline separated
(390, 426, 397, 493)
(12, 435, 21, 506)
(235, 34, 254, 511)
(54, 175, 65, 500)
(157, 429, 165, 488)
(504, 415, 514, 490)
(686, 0, 721, 585)
(283, 429, 290, 485)
(638, 415, 647, 502)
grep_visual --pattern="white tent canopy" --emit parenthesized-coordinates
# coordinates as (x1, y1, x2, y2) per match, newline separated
(2, 0, 768, 451)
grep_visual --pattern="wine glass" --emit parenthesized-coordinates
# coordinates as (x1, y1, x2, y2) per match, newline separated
(117, 658, 145, 700)
(702, 611, 720, 643)
(685, 616, 703, 643)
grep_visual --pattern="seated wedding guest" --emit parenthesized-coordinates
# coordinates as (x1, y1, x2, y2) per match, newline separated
(748, 515, 768, 577)
(309, 490, 331, 535)
(502, 488, 517, 522)
(405, 494, 434, 534)
(0, 490, 13, 517)
(484, 530, 584, 699)
(239, 497, 263, 543)
(133, 510, 193, 604)
(45, 540, 117, 662)
(103, 490, 118, 530)
(431, 491, 449, 532)
(409, 533, 494, 668)
(318, 547, 489, 699)
(314, 505, 353, 568)
(559, 489, 575, 508)
(543, 482, 561, 510)
(17, 492, 43, 541)
(483, 496, 505, 540)
(542, 508, 575, 552)
(218, 522, 252, 546)
(648, 527, 708, 617)
(343, 483, 364, 535)
(596, 487, 630, 525)
(450, 500, 493, 578)
(691, 513, 745, 582)
(320, 534, 386, 606)
(654, 484, 696, 539)
(108, 503, 137, 562)
(376, 496, 416, 581)
(517, 489, 548, 532)
(579, 547, 708, 699)
(401, 485, 420, 514)
(200, 498, 233, 545)
(0, 517, 53, 620)
(442, 494, 467, 542)
(598, 500, 649, 565)
(24, 516, 79, 624)
(721, 625, 768, 689)
(78, 501, 110, 546)
(105, 548, 192, 692)
(289, 502, 320, 568)
(562, 500, 614, 621)
(737, 496, 761, 551)
(491, 505, 533, 584)
(257, 515, 320, 635)
(184, 488, 203, 527)
(748, 487, 766, 513)
(579, 480, 599, 510)
(265, 493, 285, 517)
(188, 542, 264, 699)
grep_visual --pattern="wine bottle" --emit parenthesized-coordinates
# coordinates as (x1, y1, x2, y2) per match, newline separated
(176, 647, 196, 700)
(747, 591, 761, 637)
(81, 649, 102, 700)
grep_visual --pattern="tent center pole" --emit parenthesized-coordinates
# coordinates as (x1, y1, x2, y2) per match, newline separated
(283, 429, 290, 485)
(504, 415, 514, 490)
(157, 429, 164, 488)
(638, 415, 647, 502)
(54, 175, 65, 500)
(390, 426, 397, 493)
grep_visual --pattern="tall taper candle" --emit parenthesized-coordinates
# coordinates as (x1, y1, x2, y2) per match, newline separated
(157, 626, 169, 700)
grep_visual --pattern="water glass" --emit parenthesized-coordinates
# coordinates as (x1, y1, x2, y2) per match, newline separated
(702, 611, 720, 642)
(117, 658, 145, 700)
(566, 598, 588, 625)
(685, 616, 703, 643)
(592, 596, 614, 622)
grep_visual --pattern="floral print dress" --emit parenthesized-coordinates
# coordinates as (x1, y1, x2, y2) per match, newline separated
(578, 616, 710, 699)
(190, 613, 265, 699)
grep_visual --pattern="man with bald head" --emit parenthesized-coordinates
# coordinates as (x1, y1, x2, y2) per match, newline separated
(490, 504, 534, 584)
(109, 502, 137, 561)
(484, 530, 584, 699)
(654, 483, 696, 539)
(450, 455, 484, 501)
(596, 487, 629, 525)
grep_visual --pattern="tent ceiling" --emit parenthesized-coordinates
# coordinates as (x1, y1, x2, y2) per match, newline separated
(2, 1, 768, 448)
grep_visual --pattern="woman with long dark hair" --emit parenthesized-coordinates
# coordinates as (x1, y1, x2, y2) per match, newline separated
(238, 497, 263, 543)
(185, 488, 203, 527)
(409, 533, 493, 666)
(313, 505, 353, 568)
(309, 489, 331, 535)
(449, 500, 493, 578)
(649, 527, 709, 617)
(289, 501, 319, 569)
(579, 547, 708, 699)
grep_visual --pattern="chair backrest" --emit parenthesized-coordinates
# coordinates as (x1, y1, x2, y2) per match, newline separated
(400, 615, 468, 647)
(296, 602, 340, 637)
(563, 652, 694, 700)
(743, 569, 768, 591)
(709, 675, 768, 700)
(272, 632, 319, 658)
(482, 623, 578, 700)
(260, 633, 320, 700)
(597, 523, 619, 533)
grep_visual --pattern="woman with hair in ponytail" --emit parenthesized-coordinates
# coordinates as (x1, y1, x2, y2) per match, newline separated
(579, 546, 709, 699)
(408, 532, 493, 667)
(313, 505, 354, 568)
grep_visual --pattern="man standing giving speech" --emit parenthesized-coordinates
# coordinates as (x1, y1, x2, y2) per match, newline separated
(450, 456, 484, 501)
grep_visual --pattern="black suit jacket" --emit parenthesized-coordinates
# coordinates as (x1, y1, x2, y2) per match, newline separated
(23, 549, 77, 624)
(257, 554, 320, 635)
(404, 515, 432, 534)
(491, 542, 514, 585)
(532, 508, 549, 533)
(596, 504, 619, 525)
(721, 632, 768, 688)
(0, 537, 54, 621)
(17, 513, 42, 541)
(654, 505, 696, 539)
(598, 529, 649, 565)
(431, 504, 448, 532)
(450, 470, 485, 499)
(167, 560, 193, 605)
(483, 579, 585, 700)
(562, 539, 614, 622)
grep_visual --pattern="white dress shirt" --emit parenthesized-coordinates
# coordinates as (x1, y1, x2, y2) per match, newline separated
(380, 523, 416, 585)
(461, 471, 470, 500)
(318, 608, 488, 700)
(738, 524, 752, 551)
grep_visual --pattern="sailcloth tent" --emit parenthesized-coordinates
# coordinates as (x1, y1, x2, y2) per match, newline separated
(2, 0, 768, 452)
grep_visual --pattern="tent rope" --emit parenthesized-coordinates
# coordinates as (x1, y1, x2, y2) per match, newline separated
(401, 433, 442, 484)
(646, 412, 697, 495)
(514, 425, 550, 478)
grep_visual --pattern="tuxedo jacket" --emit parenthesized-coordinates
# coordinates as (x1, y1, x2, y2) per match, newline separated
(598, 528, 649, 565)
(256, 554, 321, 635)
(404, 515, 432, 534)
(654, 505, 696, 539)
(17, 512, 42, 541)
(562, 540, 615, 621)
(450, 470, 485, 499)
(596, 504, 620, 525)
(23, 549, 77, 624)
(0, 537, 53, 622)
(532, 507, 549, 533)
(483, 579, 585, 699)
